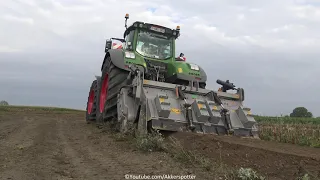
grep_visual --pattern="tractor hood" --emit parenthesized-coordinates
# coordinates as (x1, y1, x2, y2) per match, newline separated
(174, 61, 207, 83)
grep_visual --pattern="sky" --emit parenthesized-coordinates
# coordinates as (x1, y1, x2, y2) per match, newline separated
(0, 0, 319, 117)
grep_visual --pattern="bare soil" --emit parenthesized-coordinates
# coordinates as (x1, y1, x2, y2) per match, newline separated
(0, 108, 319, 180)
(0, 110, 199, 180)
(172, 132, 320, 180)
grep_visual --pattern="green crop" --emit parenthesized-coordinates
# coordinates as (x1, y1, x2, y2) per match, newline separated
(255, 116, 320, 147)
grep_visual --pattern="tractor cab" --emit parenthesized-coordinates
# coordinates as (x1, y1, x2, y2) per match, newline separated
(103, 14, 205, 87)
(121, 17, 180, 61)
(105, 14, 182, 62)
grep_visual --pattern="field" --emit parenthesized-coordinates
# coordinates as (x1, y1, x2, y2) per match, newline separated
(255, 116, 320, 148)
(0, 106, 320, 180)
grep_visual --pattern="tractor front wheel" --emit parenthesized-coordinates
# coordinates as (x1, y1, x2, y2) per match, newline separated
(86, 80, 98, 123)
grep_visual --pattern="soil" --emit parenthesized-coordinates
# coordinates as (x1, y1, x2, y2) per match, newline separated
(171, 132, 320, 180)
(0, 109, 319, 180)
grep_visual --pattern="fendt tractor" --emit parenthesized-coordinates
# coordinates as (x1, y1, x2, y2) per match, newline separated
(85, 14, 259, 138)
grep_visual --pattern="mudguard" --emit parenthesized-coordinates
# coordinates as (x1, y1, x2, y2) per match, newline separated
(199, 66, 207, 82)
(101, 49, 128, 71)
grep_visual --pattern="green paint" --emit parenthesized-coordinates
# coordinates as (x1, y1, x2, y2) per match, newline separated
(122, 21, 205, 81)
(191, 95, 198, 99)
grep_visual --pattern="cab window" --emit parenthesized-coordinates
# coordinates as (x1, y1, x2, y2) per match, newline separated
(124, 30, 135, 50)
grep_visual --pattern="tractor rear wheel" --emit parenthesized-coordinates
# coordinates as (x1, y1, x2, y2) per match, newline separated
(97, 57, 130, 126)
(86, 80, 98, 123)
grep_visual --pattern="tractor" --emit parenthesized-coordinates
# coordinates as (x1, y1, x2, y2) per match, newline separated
(85, 14, 259, 137)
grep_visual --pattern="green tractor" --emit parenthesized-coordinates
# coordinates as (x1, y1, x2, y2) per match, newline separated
(85, 14, 259, 138)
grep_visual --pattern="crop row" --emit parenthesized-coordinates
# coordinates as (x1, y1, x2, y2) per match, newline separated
(254, 115, 320, 125)
(258, 123, 320, 148)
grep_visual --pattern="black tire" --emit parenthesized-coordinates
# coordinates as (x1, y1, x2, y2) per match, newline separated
(97, 57, 130, 124)
(86, 80, 98, 123)
(95, 76, 103, 126)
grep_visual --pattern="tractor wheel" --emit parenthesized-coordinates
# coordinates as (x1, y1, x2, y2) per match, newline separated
(85, 80, 98, 123)
(97, 57, 130, 126)
(95, 76, 103, 127)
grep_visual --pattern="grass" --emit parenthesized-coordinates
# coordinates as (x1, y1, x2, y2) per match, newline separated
(107, 125, 217, 170)
(227, 168, 266, 180)
(297, 174, 311, 180)
(134, 130, 167, 152)
(0, 105, 84, 113)
(138, 133, 266, 179)
(108, 127, 266, 179)
(165, 136, 213, 171)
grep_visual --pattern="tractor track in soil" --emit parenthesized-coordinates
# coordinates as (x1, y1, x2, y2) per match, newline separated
(0, 110, 319, 180)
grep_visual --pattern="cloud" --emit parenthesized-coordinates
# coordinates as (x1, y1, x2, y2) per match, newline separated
(0, 46, 22, 53)
(290, 4, 320, 21)
(2, 14, 34, 24)
(0, 0, 319, 116)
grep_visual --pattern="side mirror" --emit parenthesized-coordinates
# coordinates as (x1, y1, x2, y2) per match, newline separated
(127, 41, 132, 50)
(105, 40, 112, 52)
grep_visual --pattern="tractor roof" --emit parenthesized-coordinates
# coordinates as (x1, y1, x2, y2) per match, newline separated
(124, 21, 180, 39)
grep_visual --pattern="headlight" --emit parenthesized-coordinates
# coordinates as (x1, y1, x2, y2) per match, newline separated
(189, 63, 199, 71)
(125, 51, 135, 59)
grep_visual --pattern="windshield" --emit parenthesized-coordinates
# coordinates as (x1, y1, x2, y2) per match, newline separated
(136, 30, 172, 59)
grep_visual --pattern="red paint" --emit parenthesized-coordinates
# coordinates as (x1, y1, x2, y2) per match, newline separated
(99, 74, 109, 113)
(112, 43, 123, 49)
(178, 56, 186, 61)
(88, 89, 94, 114)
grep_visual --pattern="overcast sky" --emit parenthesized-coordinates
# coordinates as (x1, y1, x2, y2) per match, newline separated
(0, 0, 319, 116)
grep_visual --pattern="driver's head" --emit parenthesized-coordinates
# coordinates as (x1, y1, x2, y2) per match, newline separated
(150, 45, 157, 53)
(159, 45, 166, 57)
(142, 42, 149, 50)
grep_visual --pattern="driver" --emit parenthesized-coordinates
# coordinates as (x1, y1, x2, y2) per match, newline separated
(141, 42, 160, 58)
(150, 45, 158, 55)
(159, 45, 169, 59)
(141, 42, 150, 54)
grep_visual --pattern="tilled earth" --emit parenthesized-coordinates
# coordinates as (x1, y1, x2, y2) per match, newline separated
(0, 108, 319, 180)
(0, 111, 198, 180)
(172, 133, 320, 180)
